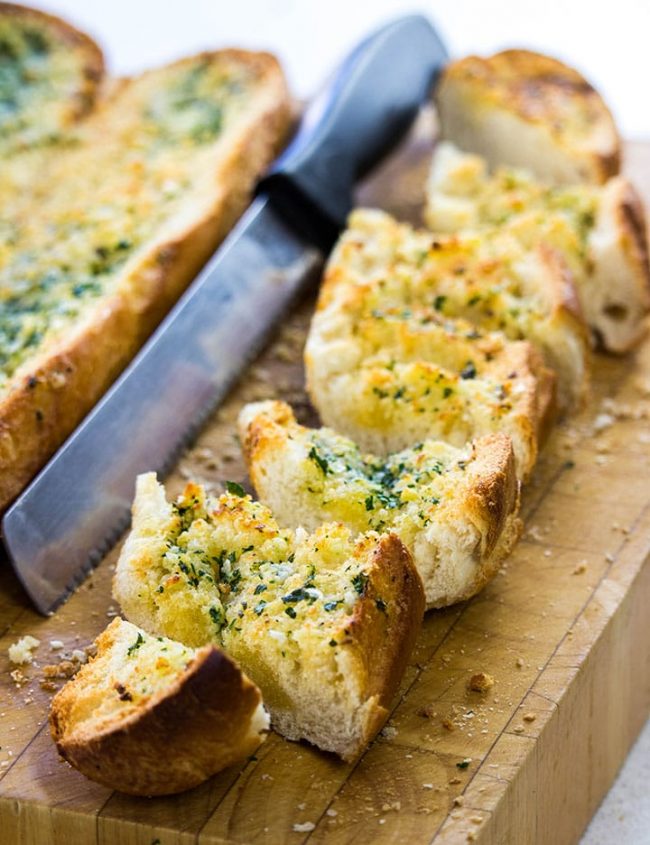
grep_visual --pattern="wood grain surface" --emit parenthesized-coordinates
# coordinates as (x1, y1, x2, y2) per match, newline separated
(0, 118, 649, 845)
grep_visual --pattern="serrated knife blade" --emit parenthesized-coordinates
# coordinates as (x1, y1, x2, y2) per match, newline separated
(2, 14, 448, 614)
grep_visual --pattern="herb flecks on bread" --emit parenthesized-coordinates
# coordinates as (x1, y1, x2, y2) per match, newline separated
(113, 473, 424, 760)
(50, 617, 268, 796)
(426, 142, 650, 353)
(0, 38, 290, 511)
(239, 400, 522, 608)
(311, 208, 587, 410)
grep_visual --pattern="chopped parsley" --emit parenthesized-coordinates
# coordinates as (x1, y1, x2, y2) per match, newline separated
(352, 572, 369, 595)
(308, 446, 329, 475)
(225, 480, 246, 497)
(127, 633, 144, 656)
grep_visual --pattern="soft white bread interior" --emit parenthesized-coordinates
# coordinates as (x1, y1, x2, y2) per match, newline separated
(49, 617, 268, 796)
(113, 473, 424, 761)
(308, 208, 588, 411)
(238, 400, 522, 609)
(426, 142, 650, 353)
(0, 47, 290, 512)
(435, 49, 621, 185)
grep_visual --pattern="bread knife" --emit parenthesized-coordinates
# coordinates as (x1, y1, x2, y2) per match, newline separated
(2, 14, 448, 615)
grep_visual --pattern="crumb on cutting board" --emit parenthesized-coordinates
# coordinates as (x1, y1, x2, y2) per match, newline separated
(468, 672, 494, 693)
(8, 635, 40, 665)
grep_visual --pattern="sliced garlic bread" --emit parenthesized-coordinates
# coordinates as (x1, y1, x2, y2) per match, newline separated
(0, 2, 104, 157)
(239, 401, 522, 609)
(50, 617, 268, 796)
(0, 49, 290, 511)
(309, 208, 588, 411)
(113, 473, 424, 761)
(306, 293, 554, 479)
(436, 50, 620, 185)
(426, 142, 650, 352)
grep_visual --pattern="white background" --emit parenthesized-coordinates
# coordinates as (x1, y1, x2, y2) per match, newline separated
(45, 0, 650, 138)
(39, 1, 650, 842)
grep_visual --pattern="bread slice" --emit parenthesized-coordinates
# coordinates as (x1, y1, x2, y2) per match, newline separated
(426, 142, 650, 353)
(0, 2, 104, 156)
(435, 50, 621, 185)
(238, 400, 522, 609)
(50, 617, 268, 796)
(0, 49, 290, 512)
(113, 473, 424, 761)
(306, 289, 554, 479)
(309, 208, 588, 411)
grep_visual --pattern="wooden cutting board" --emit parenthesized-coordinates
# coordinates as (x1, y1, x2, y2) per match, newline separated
(1, 117, 649, 845)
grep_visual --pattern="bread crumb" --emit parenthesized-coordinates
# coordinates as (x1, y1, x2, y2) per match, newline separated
(381, 725, 398, 740)
(417, 705, 436, 719)
(422, 783, 434, 789)
(467, 833, 477, 842)
(515, 657, 524, 668)
(513, 725, 525, 734)
(523, 713, 536, 723)
(468, 672, 494, 693)
(442, 717, 455, 731)
(572, 562, 588, 575)
(326, 809, 338, 817)
(593, 413, 615, 433)
(8, 635, 40, 665)
(605, 552, 615, 563)
(453, 796, 464, 807)
(292, 822, 315, 833)
(49, 640, 64, 651)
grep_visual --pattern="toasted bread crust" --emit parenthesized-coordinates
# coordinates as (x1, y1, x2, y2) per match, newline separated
(0, 49, 290, 512)
(437, 49, 620, 185)
(342, 532, 425, 756)
(50, 620, 267, 796)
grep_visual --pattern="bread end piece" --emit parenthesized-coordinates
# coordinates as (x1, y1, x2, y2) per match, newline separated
(50, 617, 267, 796)
(436, 49, 620, 185)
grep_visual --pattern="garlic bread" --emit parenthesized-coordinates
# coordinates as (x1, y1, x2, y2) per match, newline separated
(306, 291, 554, 479)
(309, 208, 588, 411)
(113, 473, 424, 761)
(0, 48, 290, 511)
(426, 142, 650, 352)
(436, 49, 620, 185)
(0, 2, 104, 157)
(50, 617, 268, 796)
(239, 400, 522, 609)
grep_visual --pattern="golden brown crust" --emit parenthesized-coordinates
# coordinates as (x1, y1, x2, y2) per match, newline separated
(0, 2, 105, 122)
(50, 626, 265, 796)
(345, 533, 425, 757)
(0, 50, 290, 513)
(437, 49, 621, 185)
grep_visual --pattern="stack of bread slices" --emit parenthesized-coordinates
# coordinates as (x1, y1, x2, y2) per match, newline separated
(48, 40, 650, 795)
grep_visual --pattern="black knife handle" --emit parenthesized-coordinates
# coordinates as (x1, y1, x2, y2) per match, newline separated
(258, 14, 448, 250)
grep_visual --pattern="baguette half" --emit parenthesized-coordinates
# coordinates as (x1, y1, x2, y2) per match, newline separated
(113, 473, 424, 761)
(436, 49, 620, 185)
(50, 617, 268, 796)
(426, 142, 650, 353)
(0, 48, 290, 512)
(238, 400, 522, 609)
